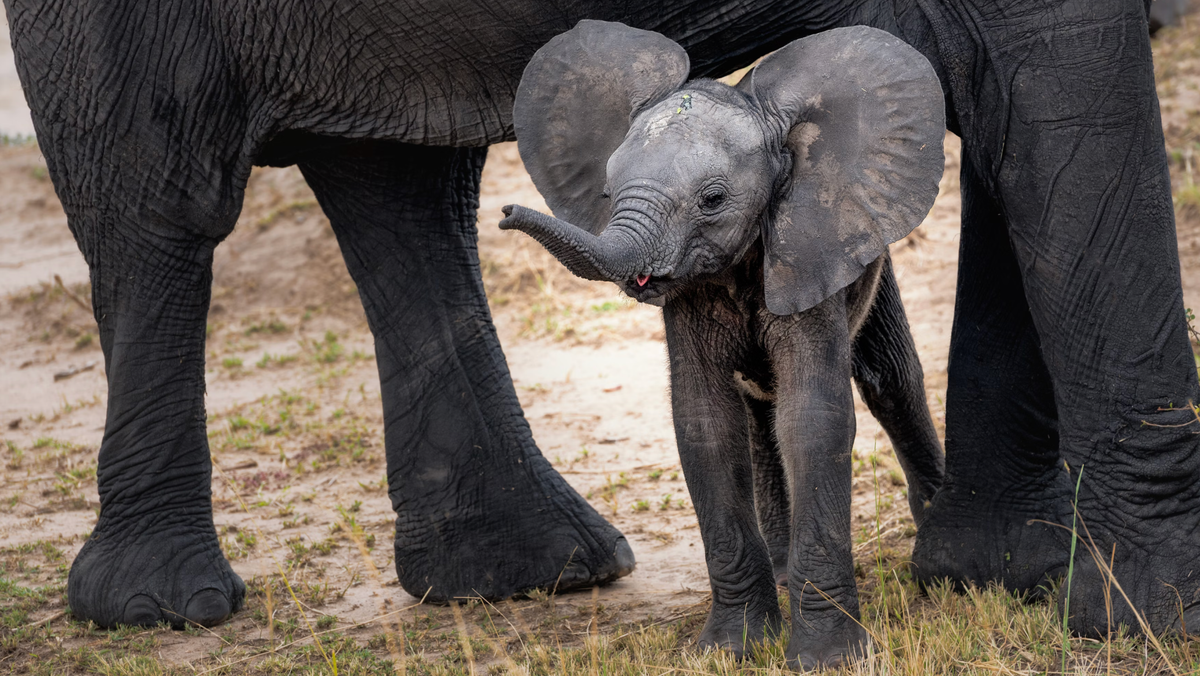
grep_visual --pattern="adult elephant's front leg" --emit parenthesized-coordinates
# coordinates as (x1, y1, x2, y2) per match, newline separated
(949, 0, 1200, 634)
(297, 141, 632, 602)
(68, 226, 245, 628)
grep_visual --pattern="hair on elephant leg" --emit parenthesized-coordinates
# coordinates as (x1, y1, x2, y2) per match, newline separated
(910, 153, 1071, 597)
(67, 225, 245, 629)
(743, 392, 791, 587)
(663, 295, 783, 659)
(296, 140, 632, 603)
(849, 256, 944, 525)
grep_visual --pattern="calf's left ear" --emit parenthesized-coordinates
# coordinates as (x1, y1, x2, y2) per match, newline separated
(748, 27, 945, 315)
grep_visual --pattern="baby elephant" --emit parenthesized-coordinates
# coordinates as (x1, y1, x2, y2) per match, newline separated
(501, 21, 946, 669)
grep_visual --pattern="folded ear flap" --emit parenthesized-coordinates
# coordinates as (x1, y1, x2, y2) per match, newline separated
(514, 20, 690, 235)
(748, 26, 945, 315)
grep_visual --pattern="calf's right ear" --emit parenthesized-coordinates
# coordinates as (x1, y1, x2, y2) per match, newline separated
(514, 20, 690, 235)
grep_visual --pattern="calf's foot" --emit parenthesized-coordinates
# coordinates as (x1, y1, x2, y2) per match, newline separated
(68, 517, 244, 628)
(697, 597, 784, 661)
(784, 572, 868, 671)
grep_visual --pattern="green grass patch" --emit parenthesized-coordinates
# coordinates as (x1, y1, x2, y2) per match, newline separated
(245, 318, 289, 336)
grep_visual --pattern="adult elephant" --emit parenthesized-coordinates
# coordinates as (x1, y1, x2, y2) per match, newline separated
(5, 0, 1196, 638)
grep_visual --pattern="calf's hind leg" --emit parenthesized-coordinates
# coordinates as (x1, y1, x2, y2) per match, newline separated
(745, 394, 791, 587)
(297, 141, 633, 603)
(850, 256, 944, 524)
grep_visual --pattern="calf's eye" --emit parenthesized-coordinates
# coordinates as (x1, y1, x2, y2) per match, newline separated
(700, 190, 726, 210)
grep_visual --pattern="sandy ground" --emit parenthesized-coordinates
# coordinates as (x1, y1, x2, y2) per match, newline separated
(0, 7, 34, 138)
(0, 135, 958, 644)
(2, 8, 1200, 668)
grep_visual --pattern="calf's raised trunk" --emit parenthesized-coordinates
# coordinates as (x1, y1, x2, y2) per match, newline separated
(499, 205, 644, 282)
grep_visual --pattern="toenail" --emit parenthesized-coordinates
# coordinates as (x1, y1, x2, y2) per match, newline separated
(613, 538, 636, 577)
(122, 593, 162, 626)
(182, 588, 233, 627)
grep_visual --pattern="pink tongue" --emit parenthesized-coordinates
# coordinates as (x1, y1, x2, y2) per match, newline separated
(636, 274, 650, 287)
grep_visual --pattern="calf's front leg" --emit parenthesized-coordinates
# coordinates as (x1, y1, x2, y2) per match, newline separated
(767, 297, 866, 670)
(663, 297, 782, 658)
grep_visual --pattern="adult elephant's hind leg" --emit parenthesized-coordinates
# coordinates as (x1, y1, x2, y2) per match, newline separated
(68, 223, 244, 628)
(298, 141, 633, 602)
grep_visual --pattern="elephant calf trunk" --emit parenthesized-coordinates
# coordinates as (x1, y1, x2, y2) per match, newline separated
(499, 205, 643, 282)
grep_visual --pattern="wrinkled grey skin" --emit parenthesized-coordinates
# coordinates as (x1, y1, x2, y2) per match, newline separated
(4, 0, 882, 632)
(8, 0, 1200, 650)
(501, 25, 947, 668)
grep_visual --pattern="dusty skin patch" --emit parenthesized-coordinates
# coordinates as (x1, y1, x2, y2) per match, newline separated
(3, 14, 1200, 673)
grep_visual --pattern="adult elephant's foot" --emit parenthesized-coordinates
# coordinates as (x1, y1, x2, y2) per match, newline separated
(696, 598, 783, 661)
(391, 454, 634, 603)
(911, 471, 1072, 595)
(1062, 519, 1200, 636)
(68, 517, 244, 628)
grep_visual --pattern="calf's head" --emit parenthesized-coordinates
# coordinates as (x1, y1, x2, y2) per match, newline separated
(501, 21, 945, 314)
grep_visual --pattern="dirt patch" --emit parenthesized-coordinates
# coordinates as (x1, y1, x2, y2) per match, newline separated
(0, 131, 958, 670)
(0, 6, 35, 138)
